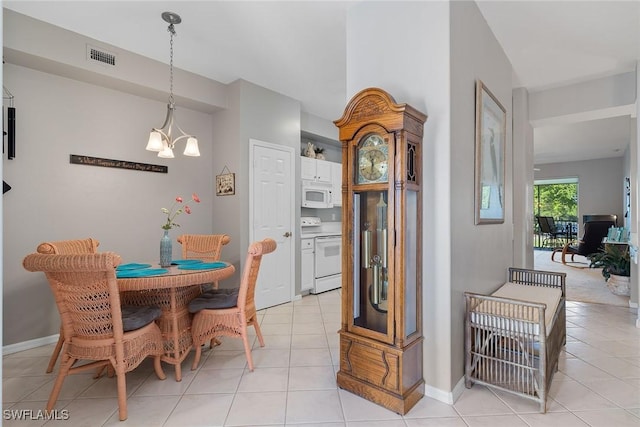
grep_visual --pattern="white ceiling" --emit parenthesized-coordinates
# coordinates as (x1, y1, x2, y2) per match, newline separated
(4, 1, 640, 164)
(476, 0, 639, 165)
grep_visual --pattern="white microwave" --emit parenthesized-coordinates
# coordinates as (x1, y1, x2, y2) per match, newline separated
(301, 181, 333, 208)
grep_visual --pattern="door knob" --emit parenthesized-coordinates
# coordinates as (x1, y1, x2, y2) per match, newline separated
(283, 232, 292, 238)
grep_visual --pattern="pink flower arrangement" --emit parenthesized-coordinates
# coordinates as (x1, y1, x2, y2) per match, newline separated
(161, 193, 200, 230)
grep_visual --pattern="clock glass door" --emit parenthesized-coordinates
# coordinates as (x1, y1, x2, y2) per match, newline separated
(352, 190, 392, 339)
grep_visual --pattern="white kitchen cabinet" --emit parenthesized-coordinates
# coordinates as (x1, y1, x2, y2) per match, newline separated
(331, 162, 342, 207)
(301, 237, 315, 291)
(301, 157, 332, 183)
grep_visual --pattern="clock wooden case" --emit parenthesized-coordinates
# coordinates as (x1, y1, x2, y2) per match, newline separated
(334, 88, 427, 414)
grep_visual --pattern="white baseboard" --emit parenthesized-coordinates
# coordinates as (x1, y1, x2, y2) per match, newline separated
(451, 376, 467, 403)
(629, 300, 638, 308)
(3, 334, 59, 355)
(424, 376, 466, 405)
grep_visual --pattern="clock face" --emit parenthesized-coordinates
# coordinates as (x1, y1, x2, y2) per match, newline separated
(357, 134, 388, 184)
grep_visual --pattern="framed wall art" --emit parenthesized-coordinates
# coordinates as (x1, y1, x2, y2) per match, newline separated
(475, 80, 506, 224)
(216, 166, 235, 196)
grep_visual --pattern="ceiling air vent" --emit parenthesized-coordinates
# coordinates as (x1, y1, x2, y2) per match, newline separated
(86, 45, 116, 67)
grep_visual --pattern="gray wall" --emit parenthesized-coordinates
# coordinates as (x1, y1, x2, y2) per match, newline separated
(236, 80, 302, 290)
(449, 0, 514, 391)
(534, 157, 625, 233)
(3, 63, 216, 345)
(2, 10, 306, 346)
(209, 79, 304, 284)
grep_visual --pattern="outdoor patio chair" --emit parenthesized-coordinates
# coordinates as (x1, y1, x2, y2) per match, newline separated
(536, 216, 566, 249)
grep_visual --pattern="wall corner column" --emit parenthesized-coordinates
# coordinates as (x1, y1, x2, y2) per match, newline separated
(512, 87, 534, 268)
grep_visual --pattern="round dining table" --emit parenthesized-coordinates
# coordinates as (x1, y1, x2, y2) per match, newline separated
(118, 262, 235, 381)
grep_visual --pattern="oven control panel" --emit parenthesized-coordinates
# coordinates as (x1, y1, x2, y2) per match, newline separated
(301, 216, 322, 227)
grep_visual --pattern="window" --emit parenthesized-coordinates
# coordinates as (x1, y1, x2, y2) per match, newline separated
(534, 178, 578, 248)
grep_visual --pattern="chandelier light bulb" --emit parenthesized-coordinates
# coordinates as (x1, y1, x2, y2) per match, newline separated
(146, 130, 164, 152)
(183, 137, 201, 156)
(145, 12, 200, 158)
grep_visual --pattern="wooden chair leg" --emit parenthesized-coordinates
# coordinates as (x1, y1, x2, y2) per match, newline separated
(154, 356, 166, 380)
(46, 355, 74, 412)
(191, 345, 202, 371)
(241, 331, 254, 372)
(115, 368, 128, 421)
(93, 365, 107, 379)
(252, 318, 265, 348)
(46, 329, 64, 373)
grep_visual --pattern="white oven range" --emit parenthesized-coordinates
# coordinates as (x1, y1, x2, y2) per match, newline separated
(301, 217, 342, 294)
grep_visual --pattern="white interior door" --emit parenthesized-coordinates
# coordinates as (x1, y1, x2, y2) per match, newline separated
(250, 139, 294, 309)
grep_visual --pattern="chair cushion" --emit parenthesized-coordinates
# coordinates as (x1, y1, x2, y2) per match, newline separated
(188, 288, 239, 313)
(470, 283, 562, 337)
(121, 305, 162, 332)
(492, 282, 562, 331)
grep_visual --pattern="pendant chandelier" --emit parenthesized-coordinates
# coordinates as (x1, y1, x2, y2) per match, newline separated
(145, 11, 200, 158)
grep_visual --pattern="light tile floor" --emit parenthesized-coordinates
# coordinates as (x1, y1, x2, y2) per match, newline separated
(3, 289, 640, 426)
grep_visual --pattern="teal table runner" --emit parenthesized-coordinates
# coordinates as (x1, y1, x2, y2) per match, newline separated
(116, 263, 152, 271)
(177, 262, 227, 270)
(171, 259, 204, 266)
(116, 268, 169, 279)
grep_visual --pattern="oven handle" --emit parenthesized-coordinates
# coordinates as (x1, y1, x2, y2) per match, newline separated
(315, 236, 341, 243)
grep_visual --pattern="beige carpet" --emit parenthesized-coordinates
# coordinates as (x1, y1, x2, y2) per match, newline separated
(534, 249, 630, 307)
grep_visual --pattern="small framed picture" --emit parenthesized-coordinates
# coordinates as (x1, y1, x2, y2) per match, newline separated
(216, 173, 235, 196)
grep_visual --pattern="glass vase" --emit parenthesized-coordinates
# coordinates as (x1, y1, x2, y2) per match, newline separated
(160, 229, 172, 268)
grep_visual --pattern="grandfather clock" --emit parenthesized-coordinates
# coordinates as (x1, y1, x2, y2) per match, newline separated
(334, 88, 426, 414)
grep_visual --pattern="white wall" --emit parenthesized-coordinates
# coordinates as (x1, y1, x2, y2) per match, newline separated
(636, 60, 640, 323)
(626, 118, 638, 306)
(346, 0, 513, 401)
(513, 88, 535, 269)
(529, 72, 636, 127)
(347, 0, 452, 399)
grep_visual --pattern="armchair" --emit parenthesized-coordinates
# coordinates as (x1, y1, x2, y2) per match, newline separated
(552, 220, 615, 266)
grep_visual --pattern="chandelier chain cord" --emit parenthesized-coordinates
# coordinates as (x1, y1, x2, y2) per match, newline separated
(168, 23, 176, 105)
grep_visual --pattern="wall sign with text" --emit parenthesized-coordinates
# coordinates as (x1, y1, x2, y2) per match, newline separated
(70, 155, 168, 173)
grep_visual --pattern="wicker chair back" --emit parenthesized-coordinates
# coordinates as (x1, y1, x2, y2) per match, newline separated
(22, 251, 165, 421)
(36, 238, 100, 373)
(177, 234, 230, 262)
(37, 237, 100, 255)
(190, 238, 277, 371)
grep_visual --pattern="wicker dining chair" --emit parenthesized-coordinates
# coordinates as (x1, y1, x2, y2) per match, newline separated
(36, 238, 100, 373)
(23, 252, 166, 421)
(177, 234, 231, 262)
(177, 234, 231, 289)
(189, 238, 277, 371)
